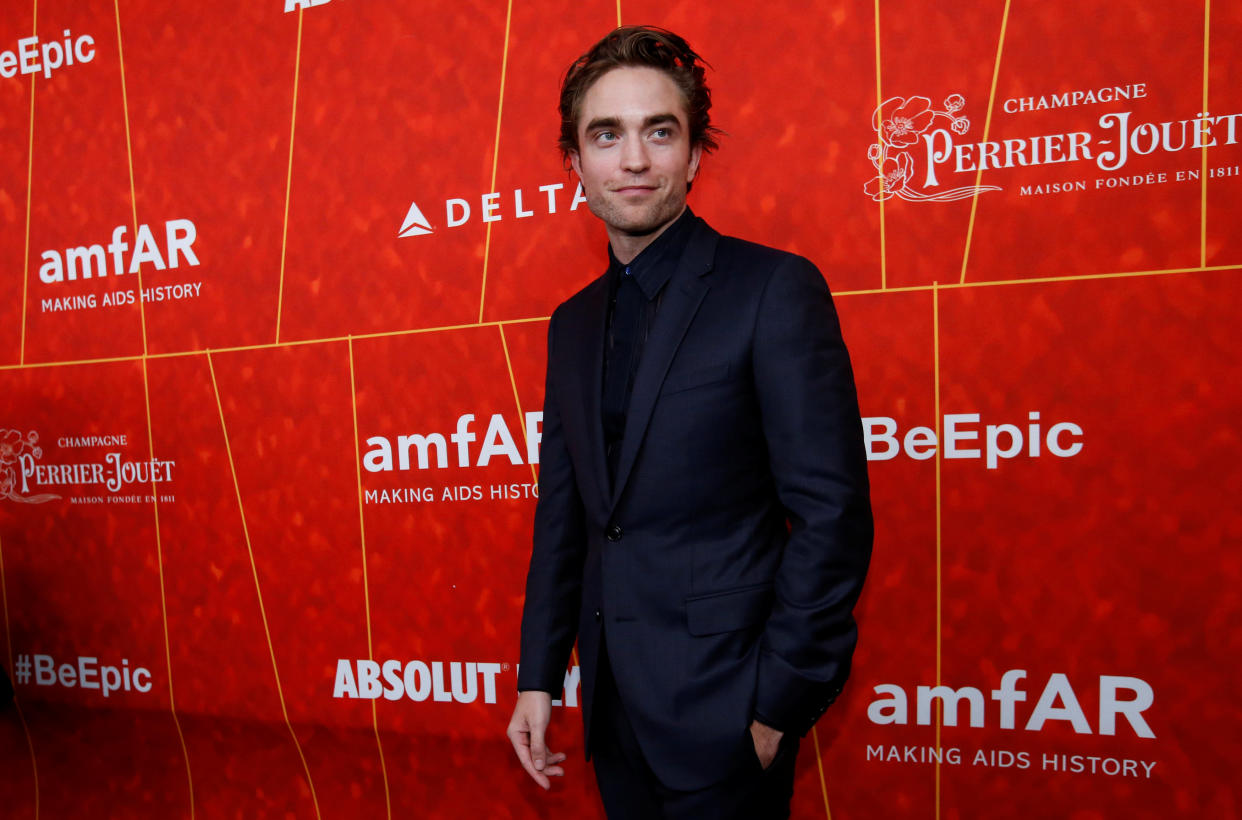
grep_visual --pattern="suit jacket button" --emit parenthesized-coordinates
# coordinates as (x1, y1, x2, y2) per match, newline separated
(605, 524, 622, 542)
(594, 609, 602, 621)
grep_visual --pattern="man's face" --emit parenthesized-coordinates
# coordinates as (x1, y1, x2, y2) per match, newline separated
(569, 66, 702, 238)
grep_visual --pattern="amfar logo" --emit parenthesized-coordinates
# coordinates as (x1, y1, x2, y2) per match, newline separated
(363, 412, 542, 471)
(868, 669, 1155, 738)
(865, 94, 1001, 202)
(38, 219, 200, 285)
(1, 430, 60, 504)
(398, 182, 588, 238)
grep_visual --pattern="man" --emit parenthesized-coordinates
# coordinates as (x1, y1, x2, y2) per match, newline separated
(506, 26, 872, 819)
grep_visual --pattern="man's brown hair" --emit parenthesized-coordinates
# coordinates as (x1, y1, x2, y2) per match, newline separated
(557, 26, 722, 162)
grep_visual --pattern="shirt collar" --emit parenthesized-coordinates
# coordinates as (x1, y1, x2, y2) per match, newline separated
(607, 206, 698, 300)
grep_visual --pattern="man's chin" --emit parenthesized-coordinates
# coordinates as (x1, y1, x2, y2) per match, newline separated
(600, 204, 684, 237)
(616, 220, 665, 237)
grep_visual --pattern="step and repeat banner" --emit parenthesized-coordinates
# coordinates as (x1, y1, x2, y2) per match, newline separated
(2, 0, 1240, 817)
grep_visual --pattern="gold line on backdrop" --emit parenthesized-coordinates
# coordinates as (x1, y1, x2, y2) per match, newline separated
(9, 703, 39, 817)
(6, 256, 1240, 374)
(499, 324, 539, 485)
(958, 0, 1012, 285)
(1201, 0, 1211, 267)
(115, 0, 149, 357)
(18, 0, 38, 366)
(821, 0, 862, 787)
(0, 531, 41, 818)
(811, 724, 833, 820)
(932, 282, 943, 820)
(874, 0, 887, 290)
(835, 262, 1242, 297)
(275, 7, 306, 345)
(206, 351, 323, 820)
(138, 357, 196, 818)
(0, 315, 551, 371)
(479, 0, 516, 323)
(116, 0, 197, 810)
(347, 336, 394, 820)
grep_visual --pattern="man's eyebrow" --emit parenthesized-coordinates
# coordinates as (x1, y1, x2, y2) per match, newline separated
(583, 113, 682, 132)
(643, 113, 680, 128)
(585, 116, 621, 132)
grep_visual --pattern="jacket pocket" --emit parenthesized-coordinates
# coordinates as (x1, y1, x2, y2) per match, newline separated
(684, 582, 773, 636)
(662, 363, 731, 396)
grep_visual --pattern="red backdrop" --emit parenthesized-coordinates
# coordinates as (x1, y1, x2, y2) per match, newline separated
(2, 0, 1240, 817)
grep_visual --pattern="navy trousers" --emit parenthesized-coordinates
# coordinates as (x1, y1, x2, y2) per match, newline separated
(590, 639, 800, 820)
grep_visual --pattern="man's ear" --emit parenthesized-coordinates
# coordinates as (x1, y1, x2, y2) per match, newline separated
(568, 149, 583, 179)
(686, 142, 703, 184)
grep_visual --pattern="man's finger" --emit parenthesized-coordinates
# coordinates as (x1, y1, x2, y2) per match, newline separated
(541, 751, 567, 778)
(530, 724, 549, 771)
(507, 725, 551, 789)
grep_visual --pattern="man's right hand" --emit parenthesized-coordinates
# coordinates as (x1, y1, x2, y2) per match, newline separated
(507, 690, 567, 790)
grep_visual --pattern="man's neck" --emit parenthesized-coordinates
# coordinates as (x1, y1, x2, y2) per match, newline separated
(607, 205, 688, 265)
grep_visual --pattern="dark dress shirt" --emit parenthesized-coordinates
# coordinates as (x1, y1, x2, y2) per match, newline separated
(602, 207, 698, 485)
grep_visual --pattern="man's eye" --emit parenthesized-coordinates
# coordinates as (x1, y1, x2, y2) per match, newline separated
(596, 131, 617, 143)
(651, 129, 669, 139)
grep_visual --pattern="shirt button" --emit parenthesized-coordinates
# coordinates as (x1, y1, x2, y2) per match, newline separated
(605, 524, 622, 542)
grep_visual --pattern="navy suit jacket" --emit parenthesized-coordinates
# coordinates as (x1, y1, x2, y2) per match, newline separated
(517, 214, 873, 791)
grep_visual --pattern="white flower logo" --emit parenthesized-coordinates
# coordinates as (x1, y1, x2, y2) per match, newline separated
(1, 429, 61, 504)
(865, 94, 1000, 201)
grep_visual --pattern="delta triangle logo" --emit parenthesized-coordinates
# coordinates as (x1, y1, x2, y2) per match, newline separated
(398, 201, 434, 238)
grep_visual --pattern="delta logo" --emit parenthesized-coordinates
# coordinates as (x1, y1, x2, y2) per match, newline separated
(398, 181, 588, 238)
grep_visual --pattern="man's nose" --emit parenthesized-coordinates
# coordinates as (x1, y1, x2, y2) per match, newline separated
(619, 136, 650, 173)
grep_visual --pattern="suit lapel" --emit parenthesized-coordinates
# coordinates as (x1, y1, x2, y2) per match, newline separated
(609, 221, 719, 510)
(567, 275, 613, 512)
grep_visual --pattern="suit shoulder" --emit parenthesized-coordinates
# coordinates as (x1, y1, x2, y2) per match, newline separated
(713, 234, 824, 292)
(715, 233, 794, 261)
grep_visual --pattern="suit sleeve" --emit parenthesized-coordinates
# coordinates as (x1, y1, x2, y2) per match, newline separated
(517, 311, 589, 693)
(750, 255, 874, 735)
